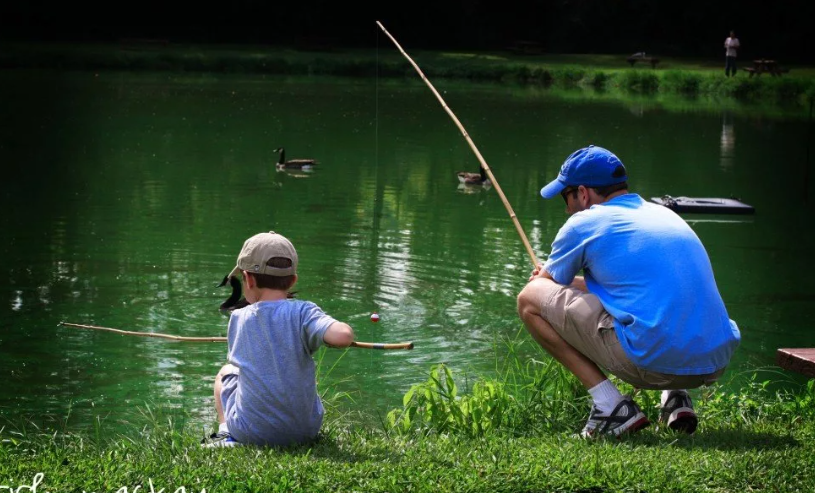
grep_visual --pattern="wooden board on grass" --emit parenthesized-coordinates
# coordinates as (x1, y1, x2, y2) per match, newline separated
(776, 348, 815, 378)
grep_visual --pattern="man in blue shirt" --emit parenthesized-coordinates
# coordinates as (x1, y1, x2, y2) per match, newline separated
(517, 145, 740, 438)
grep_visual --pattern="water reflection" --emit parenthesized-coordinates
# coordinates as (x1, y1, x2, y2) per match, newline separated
(457, 182, 493, 194)
(629, 103, 646, 118)
(276, 168, 314, 179)
(720, 111, 735, 169)
(2, 71, 814, 437)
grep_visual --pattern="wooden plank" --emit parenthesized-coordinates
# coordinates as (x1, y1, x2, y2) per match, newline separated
(776, 348, 815, 378)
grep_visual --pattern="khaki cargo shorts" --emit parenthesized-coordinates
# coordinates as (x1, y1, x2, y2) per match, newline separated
(535, 279, 725, 390)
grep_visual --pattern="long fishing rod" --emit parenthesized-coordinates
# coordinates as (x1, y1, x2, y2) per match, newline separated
(59, 322, 414, 350)
(376, 20, 540, 268)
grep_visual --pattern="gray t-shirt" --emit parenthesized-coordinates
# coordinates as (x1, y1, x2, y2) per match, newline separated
(223, 299, 337, 445)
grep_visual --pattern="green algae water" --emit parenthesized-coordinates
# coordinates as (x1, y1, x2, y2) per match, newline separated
(0, 69, 812, 435)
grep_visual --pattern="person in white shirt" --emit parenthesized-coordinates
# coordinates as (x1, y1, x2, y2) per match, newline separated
(724, 30, 740, 77)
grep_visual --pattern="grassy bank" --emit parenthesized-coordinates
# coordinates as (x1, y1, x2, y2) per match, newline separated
(3, 412, 813, 493)
(2, 337, 813, 492)
(2, 41, 814, 113)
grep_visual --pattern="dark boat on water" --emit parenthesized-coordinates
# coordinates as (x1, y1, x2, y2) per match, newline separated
(650, 195, 755, 215)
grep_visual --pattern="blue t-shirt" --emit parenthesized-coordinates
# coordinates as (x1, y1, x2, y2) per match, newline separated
(224, 299, 337, 445)
(544, 193, 740, 375)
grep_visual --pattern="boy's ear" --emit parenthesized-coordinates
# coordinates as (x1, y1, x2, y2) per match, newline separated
(243, 271, 255, 289)
(289, 274, 298, 289)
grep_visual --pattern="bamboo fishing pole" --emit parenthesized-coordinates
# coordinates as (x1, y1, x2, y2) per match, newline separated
(59, 322, 414, 350)
(376, 21, 540, 268)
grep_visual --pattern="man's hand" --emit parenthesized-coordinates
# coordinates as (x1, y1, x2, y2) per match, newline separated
(528, 264, 553, 282)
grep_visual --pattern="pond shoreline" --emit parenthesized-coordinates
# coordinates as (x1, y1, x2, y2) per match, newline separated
(2, 41, 814, 115)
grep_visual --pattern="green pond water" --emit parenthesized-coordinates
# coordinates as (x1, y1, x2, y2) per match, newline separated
(0, 69, 813, 435)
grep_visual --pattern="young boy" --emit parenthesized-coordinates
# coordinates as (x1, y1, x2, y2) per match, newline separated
(205, 231, 354, 447)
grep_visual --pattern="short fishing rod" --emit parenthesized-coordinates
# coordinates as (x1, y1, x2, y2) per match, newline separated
(59, 322, 414, 350)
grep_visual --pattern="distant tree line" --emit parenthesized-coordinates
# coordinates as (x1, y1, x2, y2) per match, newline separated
(1, 0, 812, 62)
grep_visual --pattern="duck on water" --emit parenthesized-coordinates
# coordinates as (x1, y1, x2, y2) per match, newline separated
(457, 165, 491, 186)
(274, 147, 318, 170)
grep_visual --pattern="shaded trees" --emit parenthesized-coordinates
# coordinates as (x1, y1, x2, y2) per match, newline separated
(0, 0, 812, 62)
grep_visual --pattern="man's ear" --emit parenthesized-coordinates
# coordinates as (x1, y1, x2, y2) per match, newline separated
(578, 185, 591, 208)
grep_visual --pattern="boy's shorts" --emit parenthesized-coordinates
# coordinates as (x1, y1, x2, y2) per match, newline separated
(535, 280, 725, 390)
(217, 363, 320, 446)
(219, 364, 240, 420)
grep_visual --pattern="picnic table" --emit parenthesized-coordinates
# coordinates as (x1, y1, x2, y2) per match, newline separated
(743, 59, 791, 77)
(626, 53, 660, 68)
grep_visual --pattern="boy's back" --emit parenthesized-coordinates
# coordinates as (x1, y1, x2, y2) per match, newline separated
(207, 231, 354, 448)
(224, 299, 337, 446)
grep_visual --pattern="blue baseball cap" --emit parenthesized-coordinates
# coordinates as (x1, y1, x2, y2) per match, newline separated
(540, 145, 628, 199)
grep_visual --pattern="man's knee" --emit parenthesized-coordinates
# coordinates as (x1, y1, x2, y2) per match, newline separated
(517, 284, 536, 320)
(517, 278, 556, 312)
(517, 278, 560, 327)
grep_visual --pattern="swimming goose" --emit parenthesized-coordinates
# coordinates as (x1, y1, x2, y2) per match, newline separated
(274, 147, 318, 170)
(457, 166, 490, 185)
(217, 275, 297, 314)
(217, 275, 249, 314)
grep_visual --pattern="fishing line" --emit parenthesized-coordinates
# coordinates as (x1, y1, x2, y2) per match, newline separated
(373, 24, 380, 372)
(375, 21, 540, 268)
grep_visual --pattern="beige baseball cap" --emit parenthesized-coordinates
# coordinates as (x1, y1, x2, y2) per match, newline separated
(226, 231, 298, 278)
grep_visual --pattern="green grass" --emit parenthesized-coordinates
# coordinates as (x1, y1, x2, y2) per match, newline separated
(4, 421, 812, 493)
(2, 41, 814, 116)
(3, 334, 814, 492)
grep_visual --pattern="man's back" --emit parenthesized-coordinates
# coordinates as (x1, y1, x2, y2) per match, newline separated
(524, 145, 740, 437)
(546, 193, 740, 374)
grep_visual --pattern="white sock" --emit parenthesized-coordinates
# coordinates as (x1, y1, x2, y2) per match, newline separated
(661, 389, 687, 407)
(588, 379, 624, 415)
(218, 422, 229, 434)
